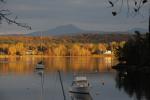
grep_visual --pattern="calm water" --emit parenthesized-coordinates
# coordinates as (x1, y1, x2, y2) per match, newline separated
(0, 57, 149, 100)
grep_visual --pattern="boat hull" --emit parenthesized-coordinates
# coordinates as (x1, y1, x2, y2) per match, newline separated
(69, 87, 89, 94)
(69, 92, 92, 100)
(36, 64, 44, 69)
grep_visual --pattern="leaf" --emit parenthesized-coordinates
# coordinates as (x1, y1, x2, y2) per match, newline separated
(108, 0, 114, 7)
(134, 8, 138, 12)
(135, 1, 137, 6)
(112, 11, 117, 16)
(142, 0, 147, 4)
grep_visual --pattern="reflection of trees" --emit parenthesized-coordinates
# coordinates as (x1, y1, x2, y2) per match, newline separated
(0, 57, 35, 74)
(115, 72, 150, 100)
(46, 57, 114, 73)
(0, 57, 116, 74)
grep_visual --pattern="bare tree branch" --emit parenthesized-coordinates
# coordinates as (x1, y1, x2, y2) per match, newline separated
(108, 0, 150, 16)
(0, 0, 31, 30)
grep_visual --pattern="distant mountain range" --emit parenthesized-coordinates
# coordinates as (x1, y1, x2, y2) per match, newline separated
(26, 24, 87, 36)
(26, 24, 148, 36)
(1, 24, 148, 36)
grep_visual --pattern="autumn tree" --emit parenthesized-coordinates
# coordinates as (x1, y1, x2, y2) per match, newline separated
(98, 43, 107, 52)
(53, 44, 67, 56)
(8, 45, 16, 55)
(46, 46, 54, 56)
(70, 44, 81, 56)
(0, 44, 9, 54)
(15, 42, 26, 55)
(80, 47, 91, 56)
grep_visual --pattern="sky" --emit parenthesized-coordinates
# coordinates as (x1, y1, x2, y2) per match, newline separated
(0, 0, 149, 34)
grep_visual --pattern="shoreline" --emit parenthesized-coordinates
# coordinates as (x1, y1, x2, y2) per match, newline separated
(0, 54, 113, 58)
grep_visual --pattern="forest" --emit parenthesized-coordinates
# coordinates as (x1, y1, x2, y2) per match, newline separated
(0, 33, 129, 56)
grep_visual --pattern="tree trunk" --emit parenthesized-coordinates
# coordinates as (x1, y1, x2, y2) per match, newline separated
(149, 8, 150, 47)
(149, 11, 150, 34)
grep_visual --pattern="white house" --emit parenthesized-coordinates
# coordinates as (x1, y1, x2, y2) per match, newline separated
(104, 50, 112, 54)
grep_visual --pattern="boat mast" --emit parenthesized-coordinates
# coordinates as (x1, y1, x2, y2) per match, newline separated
(40, 32, 42, 58)
(58, 70, 66, 100)
(40, 32, 44, 61)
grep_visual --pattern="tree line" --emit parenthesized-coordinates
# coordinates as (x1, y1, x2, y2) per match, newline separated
(0, 38, 125, 56)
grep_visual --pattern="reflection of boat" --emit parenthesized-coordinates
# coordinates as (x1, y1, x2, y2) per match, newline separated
(69, 92, 92, 100)
(36, 61, 45, 69)
(69, 76, 90, 94)
(36, 69, 44, 76)
(35, 69, 44, 100)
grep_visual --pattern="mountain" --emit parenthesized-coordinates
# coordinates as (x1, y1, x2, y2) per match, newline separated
(128, 28, 148, 33)
(27, 24, 86, 36)
(25, 25, 148, 36)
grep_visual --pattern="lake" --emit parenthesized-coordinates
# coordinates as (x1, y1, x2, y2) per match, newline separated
(0, 56, 149, 100)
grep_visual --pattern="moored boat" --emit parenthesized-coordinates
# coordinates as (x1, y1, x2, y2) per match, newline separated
(36, 61, 45, 69)
(69, 76, 90, 94)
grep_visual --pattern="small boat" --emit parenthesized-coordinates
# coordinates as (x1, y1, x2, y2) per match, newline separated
(36, 61, 45, 69)
(69, 76, 90, 94)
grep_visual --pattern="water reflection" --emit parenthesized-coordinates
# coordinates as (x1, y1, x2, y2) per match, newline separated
(0, 57, 117, 74)
(35, 69, 44, 100)
(0, 56, 121, 100)
(115, 72, 150, 100)
(69, 93, 93, 100)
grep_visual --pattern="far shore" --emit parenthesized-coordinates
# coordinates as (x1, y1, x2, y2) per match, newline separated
(0, 54, 113, 58)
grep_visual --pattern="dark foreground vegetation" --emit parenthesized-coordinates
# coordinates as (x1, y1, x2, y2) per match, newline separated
(113, 32, 150, 74)
(116, 71, 150, 100)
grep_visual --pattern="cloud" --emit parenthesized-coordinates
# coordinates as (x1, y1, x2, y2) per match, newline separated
(0, 0, 148, 34)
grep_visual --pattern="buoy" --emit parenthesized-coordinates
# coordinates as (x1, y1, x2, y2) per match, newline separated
(102, 82, 105, 85)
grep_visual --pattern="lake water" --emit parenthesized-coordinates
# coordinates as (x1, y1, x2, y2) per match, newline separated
(0, 57, 149, 100)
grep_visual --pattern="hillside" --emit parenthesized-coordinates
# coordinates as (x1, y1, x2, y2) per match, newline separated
(26, 24, 86, 36)
(0, 33, 131, 44)
(25, 24, 148, 36)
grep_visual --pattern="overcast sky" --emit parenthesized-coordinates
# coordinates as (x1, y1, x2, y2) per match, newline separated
(0, 0, 149, 34)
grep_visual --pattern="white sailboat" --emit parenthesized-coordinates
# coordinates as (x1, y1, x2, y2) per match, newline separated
(36, 60, 45, 69)
(69, 76, 90, 94)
